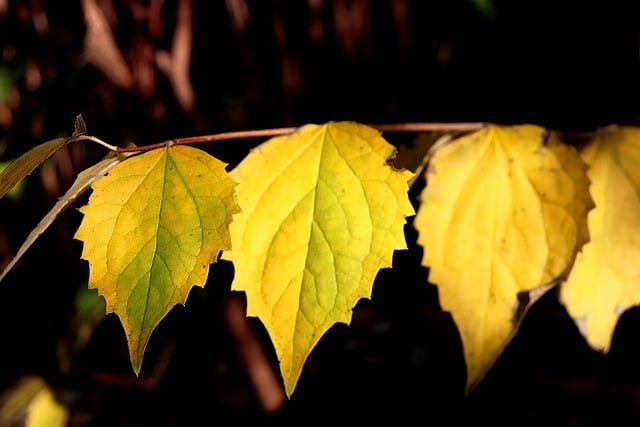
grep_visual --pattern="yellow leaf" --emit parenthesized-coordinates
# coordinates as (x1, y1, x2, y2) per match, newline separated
(25, 386, 68, 427)
(222, 122, 414, 397)
(74, 145, 239, 374)
(0, 376, 68, 427)
(414, 124, 592, 393)
(561, 126, 640, 352)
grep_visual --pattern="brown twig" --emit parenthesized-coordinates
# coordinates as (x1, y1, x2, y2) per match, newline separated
(108, 121, 600, 154)
(114, 123, 485, 153)
(115, 127, 297, 152)
(370, 122, 487, 132)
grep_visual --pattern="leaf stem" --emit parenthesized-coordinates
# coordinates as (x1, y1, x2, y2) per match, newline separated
(115, 127, 298, 153)
(109, 121, 597, 154)
(370, 122, 488, 132)
(78, 135, 120, 152)
(114, 123, 489, 153)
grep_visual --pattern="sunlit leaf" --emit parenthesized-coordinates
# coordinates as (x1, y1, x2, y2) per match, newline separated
(0, 153, 129, 282)
(561, 126, 640, 352)
(414, 124, 592, 392)
(74, 145, 240, 374)
(222, 121, 415, 397)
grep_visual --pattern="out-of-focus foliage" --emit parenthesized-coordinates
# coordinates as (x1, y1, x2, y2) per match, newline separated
(0, 375, 68, 427)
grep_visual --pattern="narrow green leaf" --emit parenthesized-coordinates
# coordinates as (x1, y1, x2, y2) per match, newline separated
(0, 116, 87, 200)
(0, 137, 67, 200)
(0, 160, 28, 201)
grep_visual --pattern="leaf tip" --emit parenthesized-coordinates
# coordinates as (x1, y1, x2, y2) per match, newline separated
(127, 326, 149, 378)
(130, 353, 144, 377)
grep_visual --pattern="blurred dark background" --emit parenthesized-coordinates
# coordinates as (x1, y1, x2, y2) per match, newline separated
(2, 0, 640, 425)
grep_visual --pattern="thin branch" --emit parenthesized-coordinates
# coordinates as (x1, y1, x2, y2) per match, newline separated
(77, 135, 120, 152)
(115, 127, 297, 153)
(174, 127, 298, 145)
(371, 122, 487, 132)
(109, 121, 599, 154)
(114, 123, 486, 153)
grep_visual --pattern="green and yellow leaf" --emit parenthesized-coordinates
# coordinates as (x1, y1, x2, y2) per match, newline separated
(561, 126, 640, 352)
(222, 121, 414, 397)
(74, 145, 239, 374)
(414, 124, 592, 392)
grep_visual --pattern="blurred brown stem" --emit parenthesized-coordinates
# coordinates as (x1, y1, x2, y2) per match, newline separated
(82, 0, 134, 90)
(155, 0, 195, 113)
(223, 293, 286, 414)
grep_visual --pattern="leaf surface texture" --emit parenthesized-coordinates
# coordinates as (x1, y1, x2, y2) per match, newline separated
(223, 122, 414, 397)
(75, 145, 239, 373)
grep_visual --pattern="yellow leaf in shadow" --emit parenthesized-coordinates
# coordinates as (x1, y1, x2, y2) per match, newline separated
(561, 126, 640, 352)
(415, 124, 592, 393)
